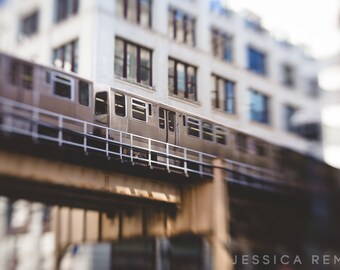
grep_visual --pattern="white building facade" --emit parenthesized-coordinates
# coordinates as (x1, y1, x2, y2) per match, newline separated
(0, 0, 322, 158)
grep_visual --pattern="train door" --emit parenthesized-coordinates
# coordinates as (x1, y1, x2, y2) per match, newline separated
(158, 107, 177, 145)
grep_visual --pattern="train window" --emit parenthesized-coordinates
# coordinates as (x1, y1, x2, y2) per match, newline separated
(187, 117, 200, 137)
(168, 111, 175, 132)
(183, 115, 186, 126)
(256, 141, 266, 156)
(216, 127, 227, 144)
(22, 64, 33, 90)
(236, 133, 247, 153)
(115, 93, 126, 117)
(132, 98, 147, 121)
(159, 108, 165, 129)
(8, 61, 19, 85)
(148, 104, 152, 117)
(52, 74, 74, 99)
(46, 72, 51, 84)
(95, 92, 108, 115)
(78, 81, 89, 106)
(202, 122, 213, 141)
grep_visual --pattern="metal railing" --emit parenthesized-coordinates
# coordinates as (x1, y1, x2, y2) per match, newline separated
(0, 97, 215, 178)
(0, 97, 297, 192)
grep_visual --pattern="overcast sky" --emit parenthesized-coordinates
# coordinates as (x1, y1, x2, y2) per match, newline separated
(225, 0, 340, 59)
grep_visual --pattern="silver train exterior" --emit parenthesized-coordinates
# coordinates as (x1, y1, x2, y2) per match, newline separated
(0, 52, 335, 183)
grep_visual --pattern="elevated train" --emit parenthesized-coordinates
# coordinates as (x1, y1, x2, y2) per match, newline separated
(0, 53, 335, 183)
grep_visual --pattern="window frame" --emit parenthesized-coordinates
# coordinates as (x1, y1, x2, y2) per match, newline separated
(202, 122, 214, 141)
(116, 0, 152, 28)
(114, 92, 127, 117)
(249, 89, 270, 125)
(51, 72, 75, 101)
(55, 0, 79, 23)
(247, 46, 266, 76)
(19, 10, 39, 39)
(215, 126, 227, 145)
(212, 74, 235, 114)
(114, 38, 153, 87)
(131, 97, 148, 122)
(187, 116, 201, 138)
(211, 28, 233, 62)
(78, 80, 90, 107)
(168, 8, 196, 47)
(168, 57, 197, 101)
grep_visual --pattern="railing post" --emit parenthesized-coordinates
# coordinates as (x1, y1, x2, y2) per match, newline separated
(184, 148, 188, 177)
(130, 134, 134, 164)
(58, 115, 63, 146)
(199, 152, 203, 177)
(119, 131, 123, 161)
(148, 138, 152, 168)
(166, 143, 170, 173)
(83, 123, 87, 153)
(105, 127, 109, 158)
(32, 109, 39, 141)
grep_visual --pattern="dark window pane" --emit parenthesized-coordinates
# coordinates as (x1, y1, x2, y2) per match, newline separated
(236, 133, 247, 152)
(168, 111, 175, 132)
(169, 8, 195, 46)
(159, 108, 165, 129)
(56, 0, 79, 22)
(54, 81, 71, 98)
(95, 92, 108, 115)
(248, 47, 266, 75)
(249, 90, 269, 124)
(203, 122, 213, 141)
(53, 39, 78, 73)
(115, 93, 126, 116)
(9, 61, 19, 85)
(114, 38, 152, 86)
(188, 117, 200, 137)
(114, 38, 125, 77)
(132, 99, 147, 121)
(20, 11, 39, 38)
(216, 127, 226, 145)
(78, 80, 89, 106)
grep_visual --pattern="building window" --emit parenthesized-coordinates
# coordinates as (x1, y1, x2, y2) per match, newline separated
(212, 74, 235, 113)
(114, 38, 152, 86)
(285, 105, 297, 133)
(187, 117, 200, 137)
(19, 11, 39, 39)
(249, 90, 269, 124)
(131, 98, 147, 121)
(211, 28, 233, 62)
(115, 93, 126, 117)
(53, 39, 79, 73)
(78, 80, 89, 106)
(307, 78, 319, 97)
(281, 64, 295, 87)
(168, 58, 197, 101)
(116, 0, 152, 28)
(168, 8, 195, 47)
(55, 0, 79, 23)
(247, 47, 266, 75)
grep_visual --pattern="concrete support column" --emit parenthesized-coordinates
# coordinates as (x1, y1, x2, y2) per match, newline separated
(211, 159, 233, 270)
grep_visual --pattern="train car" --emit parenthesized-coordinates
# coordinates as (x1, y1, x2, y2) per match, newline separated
(0, 53, 94, 133)
(94, 87, 277, 170)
